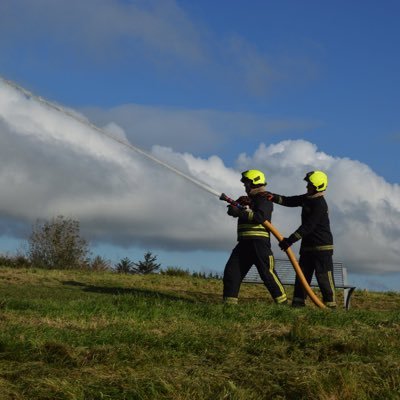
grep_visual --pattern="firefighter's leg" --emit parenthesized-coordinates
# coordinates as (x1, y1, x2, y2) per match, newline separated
(223, 243, 251, 303)
(314, 254, 336, 308)
(253, 241, 287, 304)
(292, 254, 314, 307)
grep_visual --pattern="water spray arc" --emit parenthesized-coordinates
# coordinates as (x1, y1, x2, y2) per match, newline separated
(0, 77, 221, 199)
(1, 77, 325, 309)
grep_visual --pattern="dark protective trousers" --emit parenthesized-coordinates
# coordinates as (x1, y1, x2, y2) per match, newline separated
(223, 240, 286, 301)
(293, 252, 336, 305)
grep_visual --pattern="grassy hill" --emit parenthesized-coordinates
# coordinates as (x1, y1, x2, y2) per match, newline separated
(0, 267, 399, 400)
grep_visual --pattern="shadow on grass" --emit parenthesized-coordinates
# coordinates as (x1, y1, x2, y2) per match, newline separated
(61, 280, 202, 303)
(61, 281, 276, 305)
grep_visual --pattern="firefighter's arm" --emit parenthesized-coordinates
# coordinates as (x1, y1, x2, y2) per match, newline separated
(279, 233, 301, 251)
(247, 196, 272, 224)
(265, 192, 305, 207)
(279, 204, 324, 250)
(227, 205, 249, 219)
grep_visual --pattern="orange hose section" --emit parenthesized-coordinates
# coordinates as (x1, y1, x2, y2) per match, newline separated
(262, 220, 326, 309)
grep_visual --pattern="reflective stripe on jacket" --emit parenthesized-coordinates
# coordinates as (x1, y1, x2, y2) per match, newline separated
(235, 192, 272, 243)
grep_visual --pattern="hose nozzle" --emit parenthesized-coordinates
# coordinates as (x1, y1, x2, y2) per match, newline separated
(219, 193, 229, 201)
(219, 193, 245, 210)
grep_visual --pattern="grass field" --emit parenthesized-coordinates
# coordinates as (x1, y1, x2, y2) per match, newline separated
(0, 267, 400, 399)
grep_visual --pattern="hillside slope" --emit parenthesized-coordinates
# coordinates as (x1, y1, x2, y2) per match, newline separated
(0, 268, 399, 399)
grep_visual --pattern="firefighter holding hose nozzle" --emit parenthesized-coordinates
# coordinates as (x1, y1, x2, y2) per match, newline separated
(223, 170, 288, 305)
(266, 170, 337, 308)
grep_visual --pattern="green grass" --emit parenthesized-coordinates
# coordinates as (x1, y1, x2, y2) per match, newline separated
(0, 268, 400, 399)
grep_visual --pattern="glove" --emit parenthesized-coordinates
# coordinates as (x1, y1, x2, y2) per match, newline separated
(227, 205, 241, 218)
(279, 237, 293, 251)
(236, 196, 251, 207)
(264, 191, 275, 202)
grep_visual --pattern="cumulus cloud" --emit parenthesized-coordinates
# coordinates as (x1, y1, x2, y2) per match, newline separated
(237, 141, 400, 274)
(1, 80, 399, 276)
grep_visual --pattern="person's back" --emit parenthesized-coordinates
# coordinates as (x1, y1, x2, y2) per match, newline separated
(300, 195, 333, 253)
(267, 171, 336, 308)
(273, 192, 333, 254)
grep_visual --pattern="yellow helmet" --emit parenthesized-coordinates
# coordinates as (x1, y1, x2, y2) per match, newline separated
(241, 169, 266, 186)
(304, 170, 328, 192)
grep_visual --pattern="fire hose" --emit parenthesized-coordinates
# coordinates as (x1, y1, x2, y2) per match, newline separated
(220, 193, 326, 309)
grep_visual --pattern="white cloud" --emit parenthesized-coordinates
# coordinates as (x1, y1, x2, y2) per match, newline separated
(1, 80, 399, 276)
(237, 140, 400, 274)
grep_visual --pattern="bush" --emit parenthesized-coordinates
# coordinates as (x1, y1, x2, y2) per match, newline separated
(0, 253, 31, 269)
(192, 271, 221, 279)
(161, 267, 191, 277)
(89, 256, 111, 272)
(27, 216, 90, 270)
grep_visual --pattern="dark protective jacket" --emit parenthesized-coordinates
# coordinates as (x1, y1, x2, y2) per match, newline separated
(235, 194, 273, 244)
(273, 193, 333, 254)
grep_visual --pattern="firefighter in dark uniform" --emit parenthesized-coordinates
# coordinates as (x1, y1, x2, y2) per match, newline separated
(267, 170, 336, 308)
(223, 170, 287, 305)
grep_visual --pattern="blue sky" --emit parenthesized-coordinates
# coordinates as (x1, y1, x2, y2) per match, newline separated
(0, 0, 400, 292)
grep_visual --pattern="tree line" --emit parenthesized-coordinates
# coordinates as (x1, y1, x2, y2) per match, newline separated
(0, 216, 221, 278)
